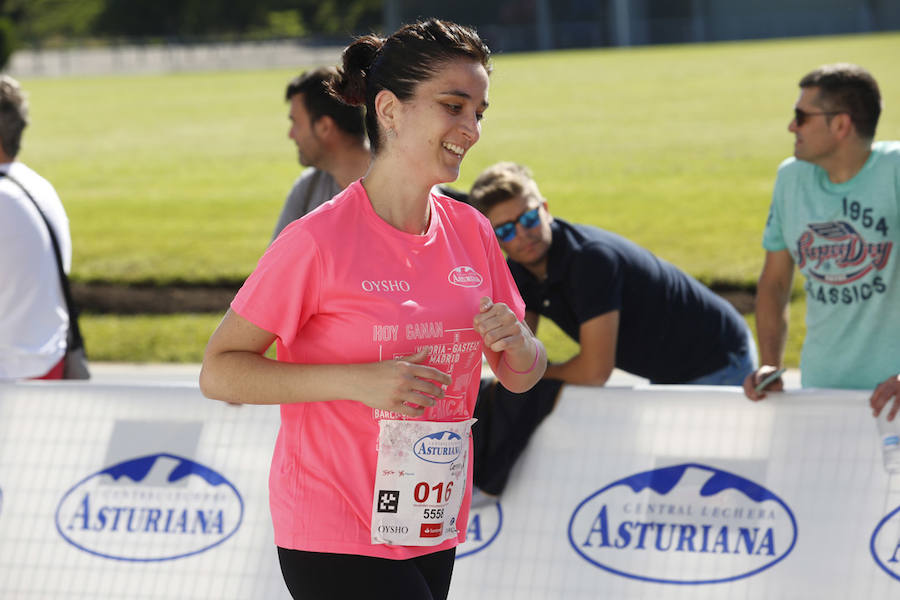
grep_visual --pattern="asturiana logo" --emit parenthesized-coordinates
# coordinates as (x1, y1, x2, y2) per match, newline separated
(413, 431, 463, 464)
(568, 463, 797, 585)
(870, 504, 900, 581)
(457, 494, 503, 559)
(447, 266, 483, 288)
(55, 453, 244, 562)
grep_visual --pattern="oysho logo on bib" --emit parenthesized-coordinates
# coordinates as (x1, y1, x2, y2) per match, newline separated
(447, 266, 483, 288)
(414, 431, 463, 464)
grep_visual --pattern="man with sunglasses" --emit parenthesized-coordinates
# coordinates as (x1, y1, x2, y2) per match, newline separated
(470, 161, 756, 387)
(464, 162, 756, 496)
(744, 63, 900, 421)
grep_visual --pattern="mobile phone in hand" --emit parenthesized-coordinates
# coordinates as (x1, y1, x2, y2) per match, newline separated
(754, 368, 786, 393)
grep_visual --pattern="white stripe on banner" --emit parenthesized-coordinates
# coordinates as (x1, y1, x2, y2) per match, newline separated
(1, 381, 897, 599)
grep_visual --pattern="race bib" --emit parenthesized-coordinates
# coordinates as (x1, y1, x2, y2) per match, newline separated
(371, 418, 475, 546)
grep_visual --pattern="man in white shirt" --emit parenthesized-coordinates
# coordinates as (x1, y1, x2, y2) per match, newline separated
(0, 75, 72, 379)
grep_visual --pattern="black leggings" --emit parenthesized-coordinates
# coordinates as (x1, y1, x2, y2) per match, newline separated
(277, 546, 456, 600)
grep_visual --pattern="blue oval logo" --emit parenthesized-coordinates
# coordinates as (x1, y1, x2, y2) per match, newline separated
(568, 463, 797, 584)
(457, 493, 503, 559)
(55, 453, 244, 562)
(871, 504, 900, 580)
(414, 431, 463, 464)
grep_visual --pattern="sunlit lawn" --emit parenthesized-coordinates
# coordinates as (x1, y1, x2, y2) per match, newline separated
(25, 32, 898, 363)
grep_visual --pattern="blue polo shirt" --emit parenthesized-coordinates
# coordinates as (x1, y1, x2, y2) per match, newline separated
(509, 219, 749, 383)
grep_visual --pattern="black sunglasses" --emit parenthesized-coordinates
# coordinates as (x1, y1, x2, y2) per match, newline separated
(493, 207, 541, 242)
(794, 108, 843, 126)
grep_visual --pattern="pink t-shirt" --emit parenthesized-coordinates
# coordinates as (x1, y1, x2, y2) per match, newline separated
(231, 180, 524, 559)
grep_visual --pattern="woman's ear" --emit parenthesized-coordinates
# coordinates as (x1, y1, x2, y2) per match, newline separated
(374, 88, 399, 136)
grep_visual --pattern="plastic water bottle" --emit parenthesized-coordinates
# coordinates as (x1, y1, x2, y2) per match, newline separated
(877, 410, 900, 473)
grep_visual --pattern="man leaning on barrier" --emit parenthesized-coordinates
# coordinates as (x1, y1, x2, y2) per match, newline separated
(470, 161, 757, 387)
(467, 161, 758, 497)
(743, 63, 900, 420)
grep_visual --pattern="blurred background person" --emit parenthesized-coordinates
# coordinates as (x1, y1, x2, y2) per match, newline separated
(743, 63, 900, 419)
(471, 161, 757, 388)
(0, 75, 74, 380)
(271, 65, 468, 240)
(271, 66, 371, 239)
(466, 161, 756, 498)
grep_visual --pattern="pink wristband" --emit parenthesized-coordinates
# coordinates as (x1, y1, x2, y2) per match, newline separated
(502, 342, 542, 375)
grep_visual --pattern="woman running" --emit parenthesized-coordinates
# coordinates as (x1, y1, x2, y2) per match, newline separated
(200, 18, 545, 599)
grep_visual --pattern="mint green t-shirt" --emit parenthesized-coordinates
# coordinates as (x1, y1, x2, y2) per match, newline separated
(763, 141, 900, 389)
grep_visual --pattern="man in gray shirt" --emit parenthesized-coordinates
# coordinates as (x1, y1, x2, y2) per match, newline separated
(272, 67, 371, 239)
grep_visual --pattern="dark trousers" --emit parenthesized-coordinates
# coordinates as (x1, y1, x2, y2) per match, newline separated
(277, 547, 456, 600)
(472, 377, 563, 495)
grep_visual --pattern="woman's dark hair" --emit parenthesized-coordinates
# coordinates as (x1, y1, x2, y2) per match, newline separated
(330, 19, 491, 153)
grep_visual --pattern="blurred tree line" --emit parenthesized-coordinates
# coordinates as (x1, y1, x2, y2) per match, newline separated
(0, 0, 384, 66)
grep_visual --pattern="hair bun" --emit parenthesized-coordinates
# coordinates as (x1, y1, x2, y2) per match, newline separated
(332, 34, 384, 106)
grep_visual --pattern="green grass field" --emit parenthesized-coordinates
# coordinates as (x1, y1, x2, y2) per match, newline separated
(20, 32, 899, 364)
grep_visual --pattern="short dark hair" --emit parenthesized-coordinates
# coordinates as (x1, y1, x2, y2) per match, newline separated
(0, 75, 28, 158)
(799, 63, 881, 140)
(330, 19, 491, 154)
(286, 67, 365, 138)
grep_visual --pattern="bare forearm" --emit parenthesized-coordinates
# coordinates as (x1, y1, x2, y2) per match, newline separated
(755, 289, 790, 366)
(538, 312, 618, 386)
(200, 351, 371, 406)
(494, 338, 547, 393)
(544, 353, 612, 386)
(753, 250, 795, 367)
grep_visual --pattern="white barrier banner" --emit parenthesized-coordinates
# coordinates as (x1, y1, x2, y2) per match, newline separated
(452, 385, 899, 599)
(1, 381, 898, 599)
(0, 381, 289, 600)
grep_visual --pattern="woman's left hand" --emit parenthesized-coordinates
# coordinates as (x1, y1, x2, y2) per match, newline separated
(473, 297, 530, 353)
(473, 296, 545, 392)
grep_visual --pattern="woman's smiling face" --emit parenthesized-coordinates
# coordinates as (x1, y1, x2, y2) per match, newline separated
(390, 58, 490, 185)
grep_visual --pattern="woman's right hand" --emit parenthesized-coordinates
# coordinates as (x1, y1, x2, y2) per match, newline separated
(356, 347, 452, 417)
